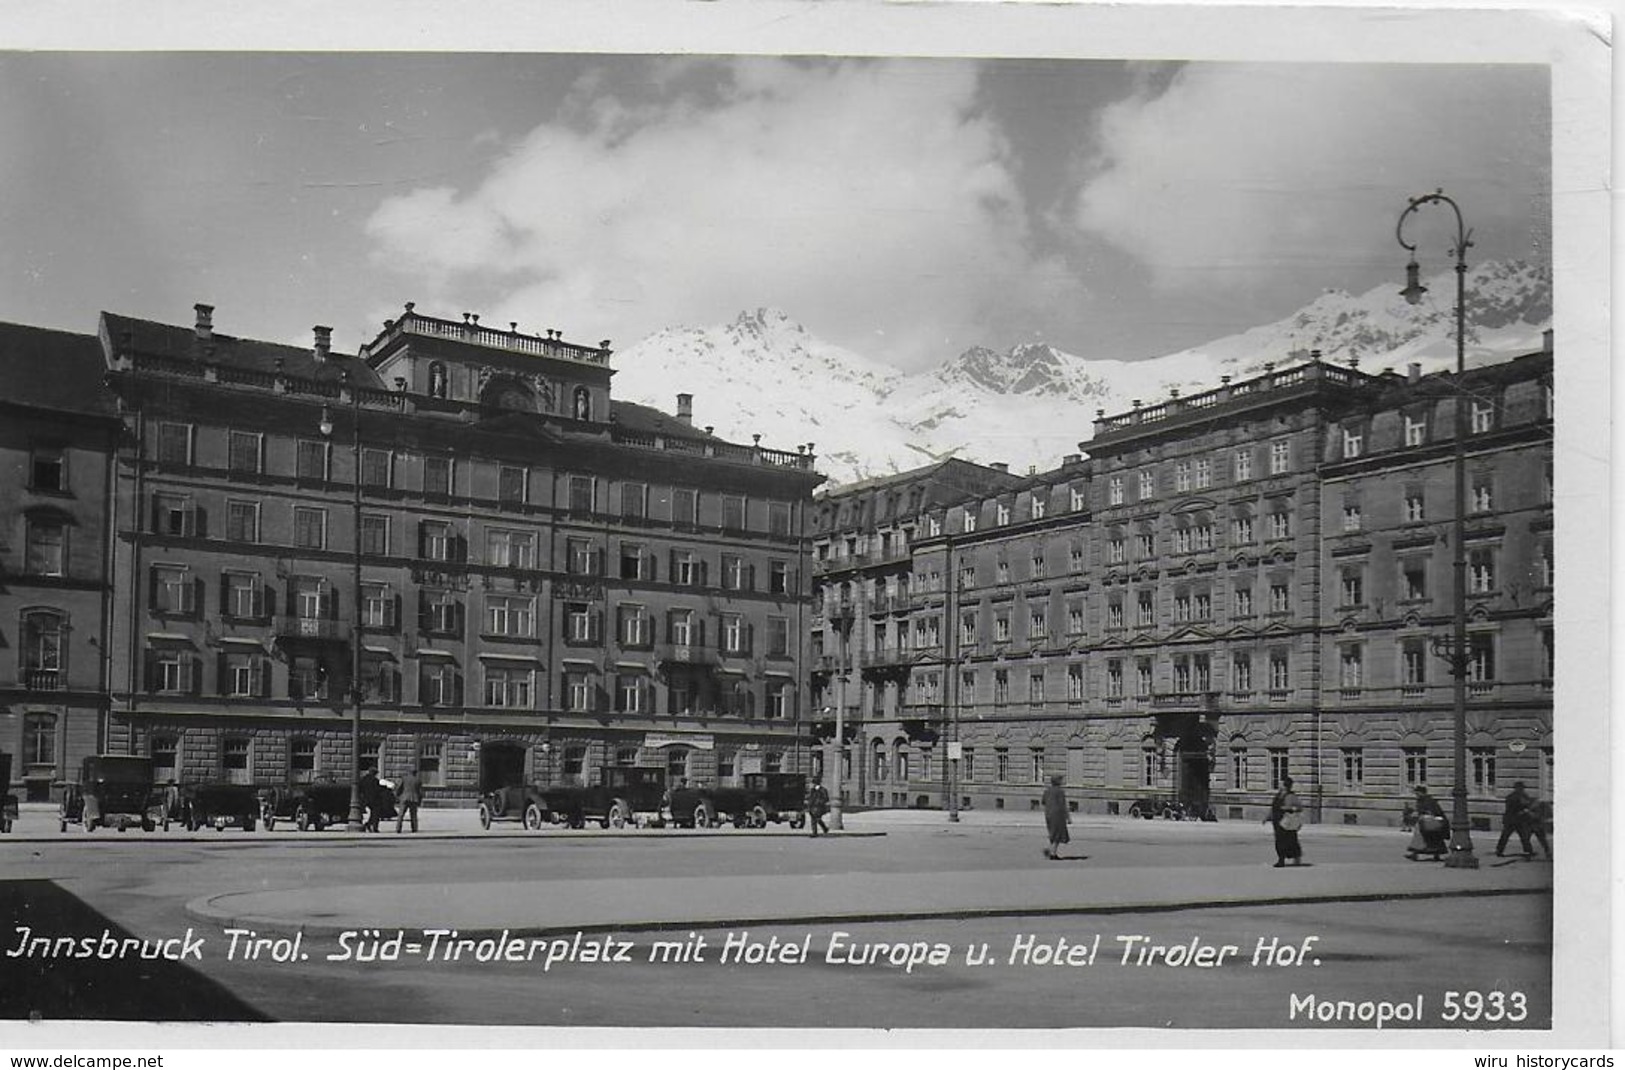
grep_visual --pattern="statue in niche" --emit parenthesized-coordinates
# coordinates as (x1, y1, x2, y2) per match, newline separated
(574, 387, 591, 422)
(428, 361, 448, 399)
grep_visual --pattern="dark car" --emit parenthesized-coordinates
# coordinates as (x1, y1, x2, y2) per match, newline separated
(668, 771, 808, 829)
(180, 782, 262, 832)
(0, 753, 16, 833)
(261, 781, 368, 831)
(59, 755, 164, 833)
(477, 782, 553, 830)
(1126, 795, 1215, 821)
(537, 766, 668, 829)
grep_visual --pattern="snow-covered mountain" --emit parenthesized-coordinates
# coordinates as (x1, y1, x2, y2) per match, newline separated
(610, 261, 1552, 485)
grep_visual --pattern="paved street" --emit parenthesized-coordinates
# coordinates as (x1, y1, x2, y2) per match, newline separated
(0, 806, 1551, 1030)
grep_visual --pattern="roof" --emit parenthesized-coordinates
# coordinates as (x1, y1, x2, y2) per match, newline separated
(610, 400, 723, 441)
(820, 457, 1021, 499)
(101, 312, 386, 392)
(0, 321, 119, 418)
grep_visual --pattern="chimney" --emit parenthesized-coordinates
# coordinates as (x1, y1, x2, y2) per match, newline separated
(194, 303, 214, 341)
(1063, 453, 1082, 465)
(1407, 362, 1422, 383)
(676, 393, 693, 426)
(313, 326, 332, 363)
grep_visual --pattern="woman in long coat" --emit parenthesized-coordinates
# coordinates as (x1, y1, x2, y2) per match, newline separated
(1267, 776, 1304, 867)
(1407, 786, 1450, 860)
(1041, 774, 1070, 860)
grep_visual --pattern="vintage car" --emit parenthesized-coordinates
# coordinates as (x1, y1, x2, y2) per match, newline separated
(58, 755, 165, 833)
(668, 772, 808, 829)
(538, 766, 668, 830)
(180, 782, 262, 831)
(0, 753, 17, 834)
(1126, 795, 1216, 821)
(477, 781, 553, 830)
(261, 782, 371, 831)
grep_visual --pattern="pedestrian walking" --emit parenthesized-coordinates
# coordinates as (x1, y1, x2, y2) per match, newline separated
(1266, 776, 1304, 867)
(806, 781, 830, 837)
(394, 765, 424, 834)
(1527, 795, 1553, 860)
(1041, 774, 1070, 860)
(1494, 781, 1534, 858)
(358, 769, 382, 832)
(1406, 785, 1449, 860)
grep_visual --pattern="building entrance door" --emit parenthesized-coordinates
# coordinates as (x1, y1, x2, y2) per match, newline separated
(478, 741, 528, 793)
(1175, 737, 1212, 817)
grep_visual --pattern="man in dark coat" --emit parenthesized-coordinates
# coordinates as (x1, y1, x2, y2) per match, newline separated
(1267, 776, 1304, 867)
(395, 765, 424, 834)
(1494, 781, 1534, 857)
(1041, 774, 1070, 860)
(806, 781, 830, 837)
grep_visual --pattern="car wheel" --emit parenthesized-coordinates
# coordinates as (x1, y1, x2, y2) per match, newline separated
(523, 803, 545, 830)
(608, 801, 630, 830)
(790, 814, 805, 830)
(751, 805, 769, 829)
(1127, 804, 1144, 819)
(693, 801, 715, 829)
(479, 803, 495, 830)
(141, 818, 155, 832)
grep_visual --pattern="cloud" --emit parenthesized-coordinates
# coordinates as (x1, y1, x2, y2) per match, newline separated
(365, 58, 1083, 370)
(1072, 64, 1550, 295)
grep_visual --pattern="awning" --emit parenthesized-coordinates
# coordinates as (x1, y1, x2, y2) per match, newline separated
(415, 648, 457, 660)
(478, 652, 544, 665)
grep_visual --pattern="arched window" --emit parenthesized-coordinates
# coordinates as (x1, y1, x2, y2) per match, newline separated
(893, 739, 909, 782)
(20, 610, 64, 690)
(665, 746, 689, 786)
(870, 738, 886, 781)
(573, 387, 591, 422)
(428, 362, 448, 399)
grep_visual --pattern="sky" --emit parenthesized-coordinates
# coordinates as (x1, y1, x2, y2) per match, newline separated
(0, 51, 1550, 372)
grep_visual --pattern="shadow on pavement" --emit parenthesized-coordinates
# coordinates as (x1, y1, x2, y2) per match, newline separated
(0, 879, 270, 1022)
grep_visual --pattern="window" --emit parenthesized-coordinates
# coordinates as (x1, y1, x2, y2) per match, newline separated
(1067, 664, 1084, 701)
(21, 611, 63, 689)
(994, 747, 1009, 783)
(1471, 477, 1493, 513)
(1403, 489, 1425, 523)
(769, 560, 789, 595)
(222, 737, 252, 785)
(671, 488, 698, 525)
(1342, 427, 1363, 459)
(424, 456, 453, 497)
(1108, 537, 1125, 564)
(1173, 527, 1192, 555)
(421, 521, 453, 562)
(1233, 585, 1253, 618)
(1141, 749, 1157, 787)
(767, 617, 790, 658)
(1404, 414, 1427, 447)
(1471, 747, 1497, 794)
(361, 448, 392, 488)
(1028, 671, 1045, 705)
(993, 670, 1009, 705)
(618, 605, 650, 647)
(361, 583, 393, 629)
(1268, 748, 1290, 790)
(1268, 651, 1290, 691)
(1135, 658, 1152, 697)
(224, 654, 266, 698)
(1467, 634, 1496, 684)
(566, 602, 598, 644)
(1269, 583, 1290, 615)
(422, 591, 460, 635)
(484, 667, 533, 708)
(220, 571, 261, 620)
(1269, 440, 1290, 475)
(228, 431, 263, 473)
(30, 447, 65, 491)
(152, 565, 193, 615)
(665, 747, 688, 785)
(673, 551, 699, 586)
(1108, 476, 1124, 506)
(1232, 514, 1255, 545)
(1339, 566, 1364, 607)
(1136, 590, 1154, 627)
(360, 514, 390, 556)
(296, 439, 329, 482)
(766, 502, 791, 535)
(499, 466, 527, 505)
(1173, 656, 1191, 692)
(1138, 470, 1155, 500)
(420, 661, 459, 707)
(1268, 510, 1291, 540)
(1196, 457, 1212, 488)
(1106, 597, 1123, 630)
(1231, 653, 1253, 693)
(567, 538, 598, 576)
(226, 500, 260, 543)
(1175, 461, 1191, 493)
(995, 503, 1011, 526)
(419, 742, 443, 788)
(1230, 748, 1249, 792)
(1341, 748, 1364, 792)
(358, 741, 382, 774)
(619, 482, 647, 518)
(156, 422, 192, 465)
(1027, 607, 1048, 639)
(1341, 502, 1361, 532)
(1338, 644, 1363, 689)
(1069, 544, 1084, 571)
(151, 649, 194, 694)
(1135, 531, 1154, 558)
(1403, 747, 1428, 789)
(996, 561, 1010, 584)
(1537, 540, 1553, 589)
(567, 475, 594, 513)
(766, 682, 791, 720)
(669, 610, 696, 647)
(485, 595, 535, 637)
(25, 520, 65, 576)
(721, 496, 746, 531)
(1471, 399, 1495, 434)
(1031, 496, 1046, 520)
(565, 673, 595, 713)
(722, 554, 748, 591)
(722, 614, 748, 654)
(1402, 559, 1428, 602)
(1030, 552, 1045, 579)
(1106, 660, 1123, 698)
(293, 507, 327, 550)
(1469, 547, 1496, 594)
(1174, 592, 1192, 622)
(488, 529, 535, 569)
(614, 674, 647, 713)
(1234, 450, 1253, 482)
(1402, 640, 1428, 692)
(1067, 603, 1084, 635)
(993, 613, 1010, 642)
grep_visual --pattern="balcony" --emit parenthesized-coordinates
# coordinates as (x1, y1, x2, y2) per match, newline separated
(658, 643, 716, 667)
(859, 647, 916, 671)
(273, 615, 351, 643)
(811, 654, 847, 675)
(22, 668, 63, 692)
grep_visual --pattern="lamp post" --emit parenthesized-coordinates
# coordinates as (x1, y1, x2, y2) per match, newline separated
(320, 374, 366, 833)
(1396, 188, 1479, 869)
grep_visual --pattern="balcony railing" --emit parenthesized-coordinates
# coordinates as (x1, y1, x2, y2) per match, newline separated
(273, 615, 351, 642)
(859, 647, 915, 670)
(22, 668, 63, 691)
(658, 643, 716, 666)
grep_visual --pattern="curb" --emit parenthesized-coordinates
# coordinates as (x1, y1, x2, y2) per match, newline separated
(0, 828, 888, 846)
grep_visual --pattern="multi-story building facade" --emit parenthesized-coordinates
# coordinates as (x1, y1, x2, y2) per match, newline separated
(813, 343, 1554, 827)
(95, 302, 822, 800)
(0, 324, 122, 799)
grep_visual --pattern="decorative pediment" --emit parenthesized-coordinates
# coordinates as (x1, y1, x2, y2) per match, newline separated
(1164, 625, 1215, 644)
(1170, 497, 1219, 515)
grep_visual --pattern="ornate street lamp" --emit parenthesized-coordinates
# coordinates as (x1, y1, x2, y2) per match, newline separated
(1396, 189, 1478, 869)
(320, 375, 367, 832)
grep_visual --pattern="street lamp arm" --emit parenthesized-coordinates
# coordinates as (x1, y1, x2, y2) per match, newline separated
(1396, 189, 1473, 261)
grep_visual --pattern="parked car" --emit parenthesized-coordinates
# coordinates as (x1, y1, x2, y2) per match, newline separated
(261, 781, 363, 831)
(668, 772, 808, 829)
(1126, 795, 1216, 821)
(180, 782, 262, 831)
(59, 755, 165, 833)
(477, 781, 553, 830)
(0, 753, 17, 834)
(537, 766, 668, 829)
